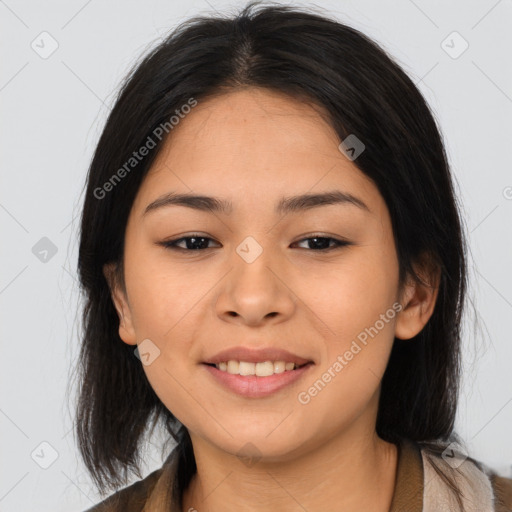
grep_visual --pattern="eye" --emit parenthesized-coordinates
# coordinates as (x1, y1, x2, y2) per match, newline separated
(160, 233, 351, 252)
(291, 235, 351, 251)
(160, 234, 220, 251)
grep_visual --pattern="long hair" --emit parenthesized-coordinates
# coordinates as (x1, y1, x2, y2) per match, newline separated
(73, 1, 469, 507)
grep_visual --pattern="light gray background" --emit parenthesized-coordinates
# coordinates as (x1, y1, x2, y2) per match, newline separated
(1, 0, 511, 510)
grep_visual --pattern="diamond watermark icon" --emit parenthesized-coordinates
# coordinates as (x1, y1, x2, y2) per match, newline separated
(236, 442, 262, 468)
(134, 338, 161, 366)
(236, 236, 263, 264)
(441, 31, 469, 59)
(338, 134, 365, 161)
(32, 237, 58, 263)
(31, 31, 59, 59)
(441, 442, 468, 469)
(31, 441, 59, 469)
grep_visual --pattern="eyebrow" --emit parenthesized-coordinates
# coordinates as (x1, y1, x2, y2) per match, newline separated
(143, 190, 371, 217)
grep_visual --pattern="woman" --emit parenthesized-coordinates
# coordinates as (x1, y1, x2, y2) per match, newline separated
(74, 2, 512, 511)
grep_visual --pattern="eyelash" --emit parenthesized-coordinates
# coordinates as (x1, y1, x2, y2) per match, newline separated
(160, 233, 351, 252)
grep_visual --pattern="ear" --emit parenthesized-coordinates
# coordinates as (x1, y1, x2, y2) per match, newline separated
(394, 254, 441, 340)
(103, 262, 137, 345)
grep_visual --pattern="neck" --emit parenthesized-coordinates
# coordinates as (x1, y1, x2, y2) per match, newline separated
(181, 427, 398, 512)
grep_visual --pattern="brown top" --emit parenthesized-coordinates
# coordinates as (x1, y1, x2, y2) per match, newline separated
(85, 438, 512, 511)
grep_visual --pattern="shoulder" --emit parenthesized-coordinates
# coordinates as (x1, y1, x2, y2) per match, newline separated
(419, 443, 512, 512)
(83, 466, 165, 512)
(461, 454, 512, 512)
(489, 473, 512, 512)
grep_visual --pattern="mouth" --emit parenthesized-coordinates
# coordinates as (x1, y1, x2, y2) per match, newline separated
(203, 360, 313, 375)
(201, 361, 315, 398)
(202, 346, 314, 371)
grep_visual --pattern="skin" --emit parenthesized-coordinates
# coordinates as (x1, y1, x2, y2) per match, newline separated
(104, 87, 439, 512)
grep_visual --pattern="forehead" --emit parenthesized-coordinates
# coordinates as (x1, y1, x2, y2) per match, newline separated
(160, 87, 339, 159)
(133, 87, 380, 215)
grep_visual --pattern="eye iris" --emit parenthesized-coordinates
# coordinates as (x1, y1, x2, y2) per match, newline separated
(186, 237, 209, 250)
(308, 237, 331, 250)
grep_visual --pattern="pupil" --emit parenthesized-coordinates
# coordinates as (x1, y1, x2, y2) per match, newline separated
(309, 237, 329, 249)
(187, 237, 207, 250)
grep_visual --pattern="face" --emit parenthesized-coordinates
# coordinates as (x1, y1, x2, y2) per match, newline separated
(105, 87, 436, 462)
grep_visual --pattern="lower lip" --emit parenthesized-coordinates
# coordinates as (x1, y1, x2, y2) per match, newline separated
(202, 363, 314, 398)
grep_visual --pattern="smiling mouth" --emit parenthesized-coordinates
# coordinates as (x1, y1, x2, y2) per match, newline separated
(204, 362, 310, 368)
(203, 361, 313, 377)
(202, 360, 314, 397)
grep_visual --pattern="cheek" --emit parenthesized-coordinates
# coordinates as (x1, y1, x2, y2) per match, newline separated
(299, 249, 399, 392)
(295, 277, 397, 433)
(299, 255, 398, 338)
(126, 264, 203, 422)
(125, 248, 208, 338)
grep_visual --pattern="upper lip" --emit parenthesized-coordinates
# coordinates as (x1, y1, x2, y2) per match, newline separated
(203, 346, 314, 366)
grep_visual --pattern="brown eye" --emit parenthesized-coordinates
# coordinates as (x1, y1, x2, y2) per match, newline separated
(161, 234, 221, 251)
(292, 236, 351, 251)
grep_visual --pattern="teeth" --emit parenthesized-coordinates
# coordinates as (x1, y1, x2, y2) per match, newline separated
(255, 361, 276, 376)
(215, 360, 301, 376)
(239, 361, 254, 376)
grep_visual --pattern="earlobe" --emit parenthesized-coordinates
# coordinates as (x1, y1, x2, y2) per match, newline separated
(394, 260, 441, 341)
(102, 263, 137, 346)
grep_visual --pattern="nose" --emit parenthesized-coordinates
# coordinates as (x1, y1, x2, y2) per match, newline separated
(214, 249, 296, 327)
